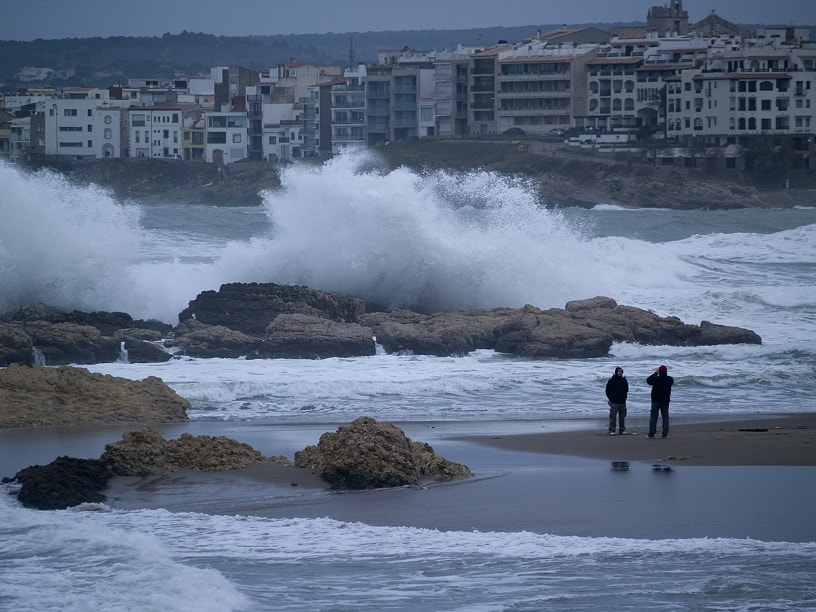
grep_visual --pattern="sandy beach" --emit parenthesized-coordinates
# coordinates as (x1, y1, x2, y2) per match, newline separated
(461, 412, 816, 466)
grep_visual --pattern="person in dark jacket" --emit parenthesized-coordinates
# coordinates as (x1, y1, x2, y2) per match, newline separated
(646, 364, 674, 438)
(605, 366, 629, 434)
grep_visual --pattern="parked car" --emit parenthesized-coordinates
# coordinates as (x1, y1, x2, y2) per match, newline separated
(503, 127, 525, 135)
(546, 128, 565, 137)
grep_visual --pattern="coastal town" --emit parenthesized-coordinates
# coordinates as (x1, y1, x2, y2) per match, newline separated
(1, 0, 815, 172)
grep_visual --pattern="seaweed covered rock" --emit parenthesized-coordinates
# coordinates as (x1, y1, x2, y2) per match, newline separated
(101, 427, 266, 476)
(8, 456, 113, 510)
(294, 416, 472, 489)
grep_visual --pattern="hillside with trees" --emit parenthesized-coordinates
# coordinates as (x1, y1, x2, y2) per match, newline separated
(2, 24, 641, 87)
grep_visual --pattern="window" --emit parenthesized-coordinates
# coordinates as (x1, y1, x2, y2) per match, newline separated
(132, 114, 145, 126)
(104, 128, 112, 139)
(87, 140, 92, 147)
(230, 148, 244, 160)
(87, 109, 92, 116)
(88, 125, 92, 132)
(207, 131, 227, 144)
(104, 115, 112, 124)
(135, 132, 140, 143)
(64, 108, 77, 117)
(761, 118, 771, 130)
(232, 133, 242, 143)
(761, 100, 771, 111)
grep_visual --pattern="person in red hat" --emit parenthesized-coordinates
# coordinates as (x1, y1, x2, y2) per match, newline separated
(646, 365, 674, 438)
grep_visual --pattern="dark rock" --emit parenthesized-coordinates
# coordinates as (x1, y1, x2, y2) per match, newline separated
(166, 320, 259, 358)
(5, 304, 133, 336)
(9, 456, 113, 510)
(0, 364, 190, 428)
(101, 427, 266, 476)
(293, 416, 472, 489)
(123, 339, 173, 363)
(23, 320, 121, 365)
(495, 304, 615, 358)
(177, 282, 366, 336)
(361, 308, 512, 356)
(255, 313, 375, 359)
(0, 322, 34, 366)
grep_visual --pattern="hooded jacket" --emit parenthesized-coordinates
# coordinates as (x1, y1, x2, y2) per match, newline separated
(605, 371, 629, 404)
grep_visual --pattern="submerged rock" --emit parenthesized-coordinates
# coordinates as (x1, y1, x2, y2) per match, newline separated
(294, 416, 473, 489)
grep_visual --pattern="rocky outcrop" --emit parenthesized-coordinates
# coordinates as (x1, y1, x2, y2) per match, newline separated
(0, 288, 761, 366)
(0, 364, 190, 428)
(165, 320, 260, 358)
(0, 303, 173, 366)
(0, 322, 34, 366)
(360, 308, 514, 357)
(294, 416, 473, 489)
(254, 313, 375, 359)
(3, 428, 269, 509)
(7, 457, 113, 510)
(101, 427, 266, 476)
(4, 422, 472, 509)
(23, 320, 122, 365)
(178, 282, 367, 336)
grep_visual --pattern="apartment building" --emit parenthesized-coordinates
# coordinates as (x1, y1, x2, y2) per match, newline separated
(181, 117, 206, 161)
(9, 116, 31, 162)
(204, 110, 248, 164)
(667, 46, 816, 142)
(433, 46, 478, 137)
(45, 91, 128, 159)
(329, 66, 366, 154)
(496, 42, 597, 134)
(129, 107, 183, 159)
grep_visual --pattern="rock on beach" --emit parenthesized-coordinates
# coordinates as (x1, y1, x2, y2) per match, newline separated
(0, 364, 190, 428)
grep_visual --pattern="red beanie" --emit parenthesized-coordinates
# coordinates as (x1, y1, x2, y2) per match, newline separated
(658, 365, 668, 374)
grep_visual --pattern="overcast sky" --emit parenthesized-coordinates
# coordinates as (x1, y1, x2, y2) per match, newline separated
(1, 0, 812, 41)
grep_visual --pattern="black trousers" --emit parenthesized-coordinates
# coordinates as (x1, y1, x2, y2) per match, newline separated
(649, 402, 670, 438)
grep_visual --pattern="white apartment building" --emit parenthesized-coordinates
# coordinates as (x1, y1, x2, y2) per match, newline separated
(129, 107, 183, 158)
(45, 93, 128, 159)
(204, 111, 247, 164)
(667, 46, 816, 141)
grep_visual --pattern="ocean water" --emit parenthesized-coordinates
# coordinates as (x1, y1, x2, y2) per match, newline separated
(1, 152, 815, 610)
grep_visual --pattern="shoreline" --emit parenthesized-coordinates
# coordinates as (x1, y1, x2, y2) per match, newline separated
(3, 413, 815, 539)
(458, 412, 816, 466)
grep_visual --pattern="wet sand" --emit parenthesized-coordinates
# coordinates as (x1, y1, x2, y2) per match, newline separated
(460, 413, 816, 466)
(99, 414, 816, 541)
(4, 414, 815, 541)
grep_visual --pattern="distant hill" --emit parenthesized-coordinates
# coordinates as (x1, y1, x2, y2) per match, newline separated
(2, 23, 812, 90)
(0, 24, 629, 87)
